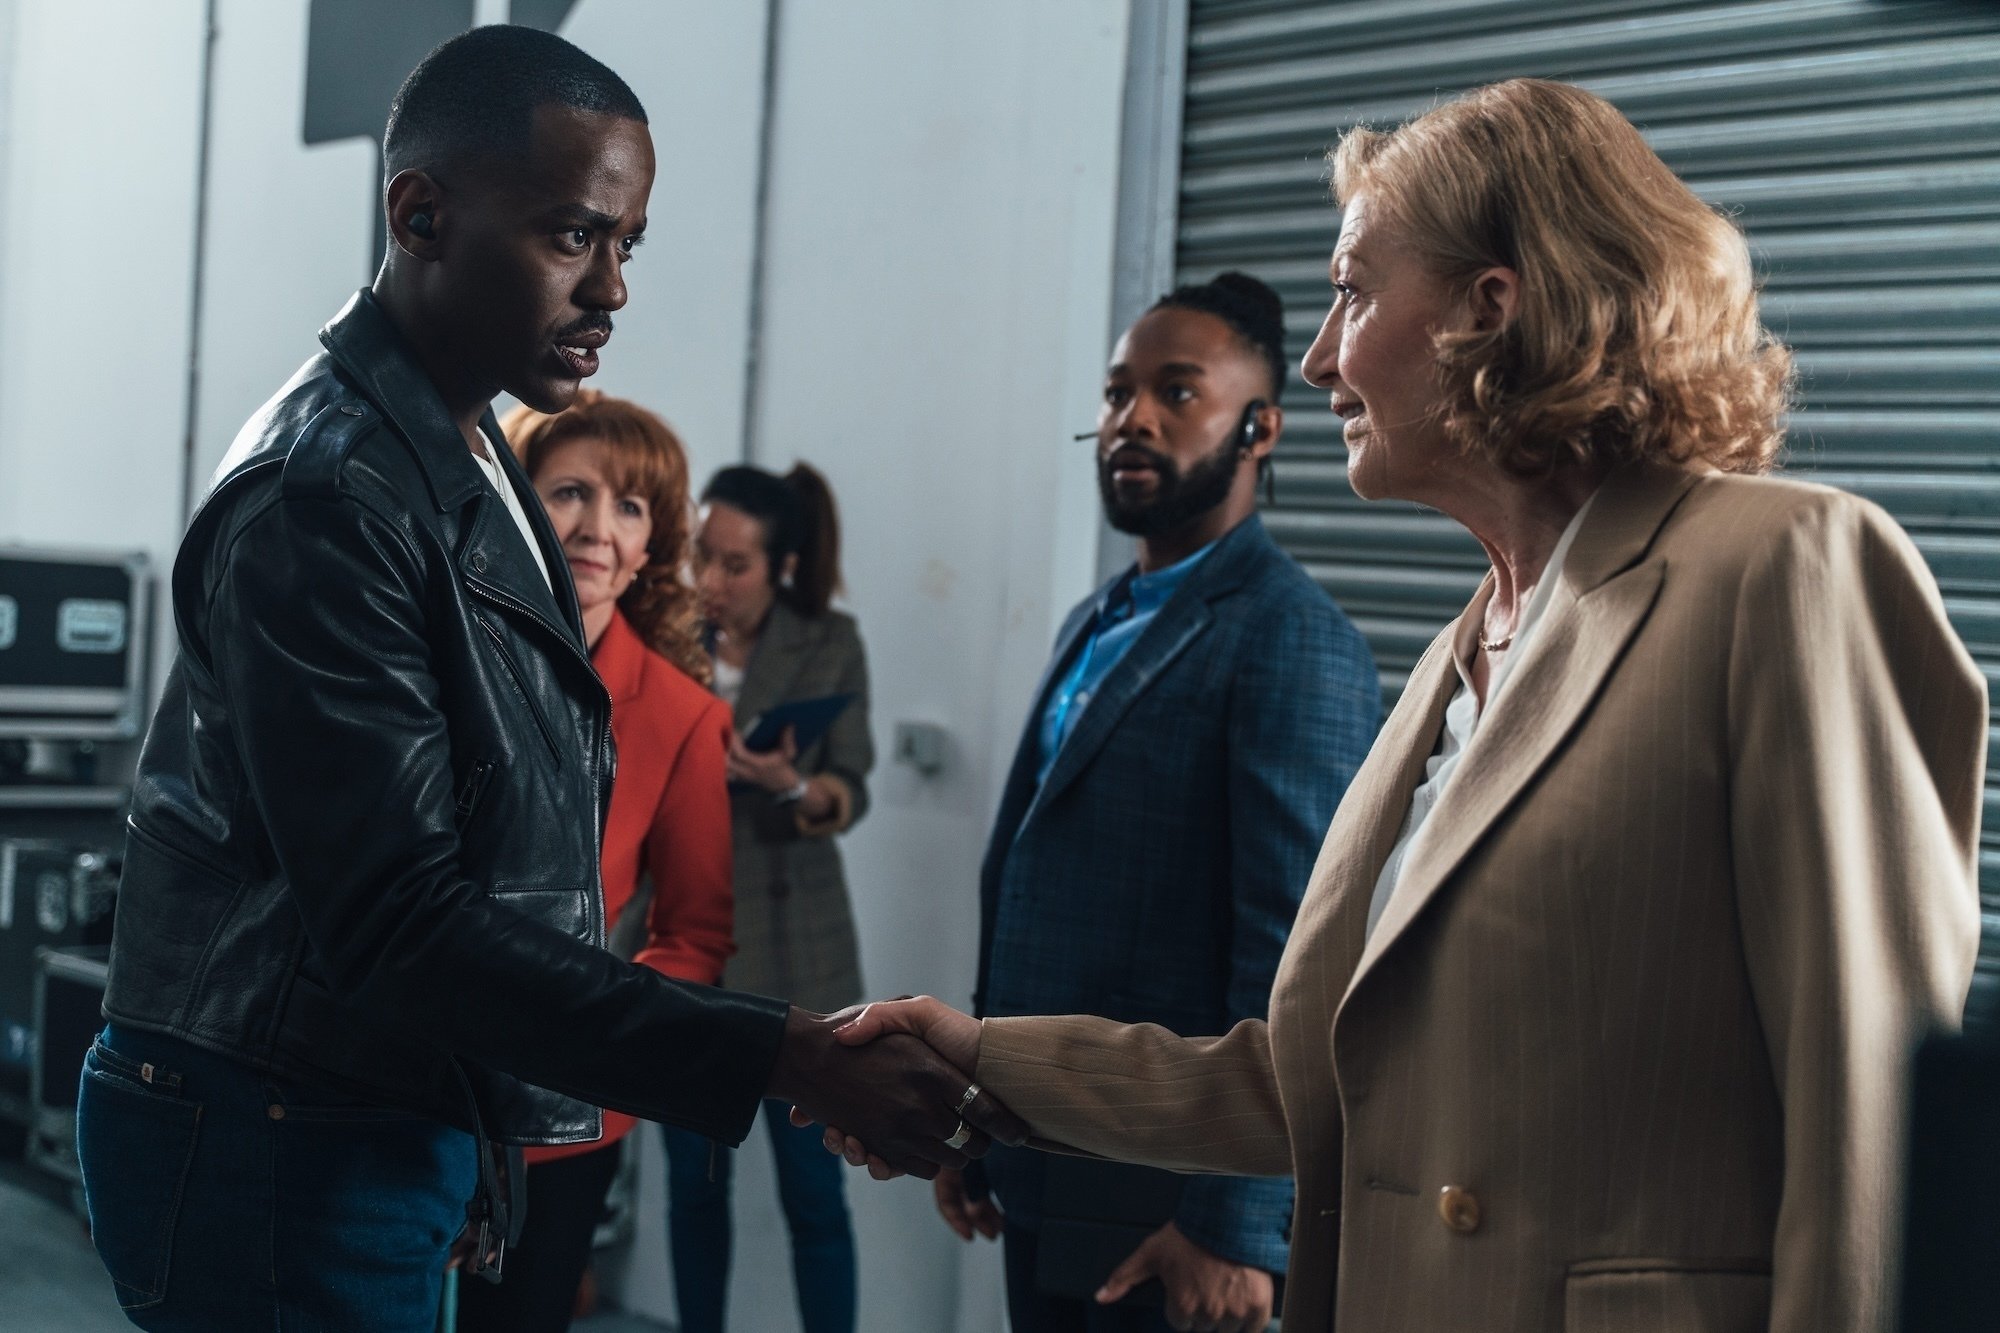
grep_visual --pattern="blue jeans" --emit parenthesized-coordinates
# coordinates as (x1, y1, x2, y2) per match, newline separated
(75, 1023, 478, 1331)
(663, 1100, 856, 1333)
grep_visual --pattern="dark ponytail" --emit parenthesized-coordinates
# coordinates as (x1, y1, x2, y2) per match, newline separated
(780, 464, 843, 617)
(701, 461, 845, 618)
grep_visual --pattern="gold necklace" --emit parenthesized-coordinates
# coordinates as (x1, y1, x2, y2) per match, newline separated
(1479, 605, 1519, 653)
(1481, 581, 1536, 654)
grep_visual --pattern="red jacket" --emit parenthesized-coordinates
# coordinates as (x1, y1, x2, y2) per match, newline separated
(528, 609, 736, 1163)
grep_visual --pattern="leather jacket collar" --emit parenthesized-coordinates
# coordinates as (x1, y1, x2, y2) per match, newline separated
(318, 290, 587, 646)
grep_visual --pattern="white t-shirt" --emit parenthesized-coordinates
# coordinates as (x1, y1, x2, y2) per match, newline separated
(1365, 488, 1602, 941)
(470, 438, 552, 591)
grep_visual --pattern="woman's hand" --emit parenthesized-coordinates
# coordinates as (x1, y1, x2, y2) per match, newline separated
(792, 997, 986, 1179)
(726, 726, 800, 793)
(834, 995, 982, 1071)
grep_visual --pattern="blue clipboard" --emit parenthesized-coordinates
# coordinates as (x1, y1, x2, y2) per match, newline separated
(742, 692, 856, 753)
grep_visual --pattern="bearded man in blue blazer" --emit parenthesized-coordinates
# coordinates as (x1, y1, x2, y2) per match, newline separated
(934, 273, 1380, 1333)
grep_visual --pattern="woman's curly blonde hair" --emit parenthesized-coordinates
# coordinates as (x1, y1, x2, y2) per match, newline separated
(1331, 78, 1794, 476)
(501, 390, 711, 685)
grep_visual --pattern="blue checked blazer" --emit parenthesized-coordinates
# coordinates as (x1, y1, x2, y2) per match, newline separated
(973, 515, 1380, 1273)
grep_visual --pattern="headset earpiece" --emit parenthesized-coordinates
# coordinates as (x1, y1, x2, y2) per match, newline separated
(1238, 399, 1268, 451)
(408, 212, 436, 239)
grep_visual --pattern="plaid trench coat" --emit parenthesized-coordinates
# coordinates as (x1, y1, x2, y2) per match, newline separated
(719, 600, 873, 1014)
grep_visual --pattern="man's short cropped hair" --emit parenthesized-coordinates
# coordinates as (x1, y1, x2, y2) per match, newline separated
(382, 24, 647, 183)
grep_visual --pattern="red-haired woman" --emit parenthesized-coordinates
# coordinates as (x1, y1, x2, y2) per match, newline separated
(455, 391, 735, 1332)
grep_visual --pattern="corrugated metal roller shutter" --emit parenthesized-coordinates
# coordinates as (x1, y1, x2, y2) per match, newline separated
(1174, 0, 2000, 1002)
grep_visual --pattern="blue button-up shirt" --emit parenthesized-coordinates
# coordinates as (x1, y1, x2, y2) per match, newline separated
(1036, 540, 1218, 785)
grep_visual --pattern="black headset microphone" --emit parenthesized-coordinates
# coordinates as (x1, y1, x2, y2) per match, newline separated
(1072, 399, 1267, 445)
(1074, 399, 1276, 500)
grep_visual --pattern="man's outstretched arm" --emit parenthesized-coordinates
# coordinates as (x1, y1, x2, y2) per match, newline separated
(208, 491, 1022, 1169)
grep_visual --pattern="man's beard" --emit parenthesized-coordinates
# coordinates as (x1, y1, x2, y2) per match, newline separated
(1099, 435, 1241, 537)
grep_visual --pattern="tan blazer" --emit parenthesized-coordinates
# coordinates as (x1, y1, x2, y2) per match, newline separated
(975, 462, 1985, 1333)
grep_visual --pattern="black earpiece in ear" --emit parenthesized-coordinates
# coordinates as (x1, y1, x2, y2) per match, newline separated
(408, 212, 436, 239)
(1237, 399, 1268, 451)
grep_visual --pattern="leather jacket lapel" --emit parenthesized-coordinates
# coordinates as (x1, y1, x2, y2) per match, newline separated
(480, 414, 584, 646)
(318, 291, 484, 514)
(320, 291, 586, 658)
(459, 491, 580, 654)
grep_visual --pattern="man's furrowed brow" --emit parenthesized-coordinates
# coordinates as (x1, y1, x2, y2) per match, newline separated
(546, 204, 629, 232)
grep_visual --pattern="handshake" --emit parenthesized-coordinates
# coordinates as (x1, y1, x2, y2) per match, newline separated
(772, 998, 1282, 1331)
(768, 996, 997, 1180)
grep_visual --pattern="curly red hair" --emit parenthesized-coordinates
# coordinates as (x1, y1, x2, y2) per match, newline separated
(501, 391, 711, 685)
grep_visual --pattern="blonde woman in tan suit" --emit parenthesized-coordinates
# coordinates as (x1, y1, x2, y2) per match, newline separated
(815, 80, 1986, 1333)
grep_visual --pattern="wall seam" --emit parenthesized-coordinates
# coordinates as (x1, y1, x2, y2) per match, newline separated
(739, 0, 784, 464)
(1096, 0, 1190, 581)
(178, 0, 220, 522)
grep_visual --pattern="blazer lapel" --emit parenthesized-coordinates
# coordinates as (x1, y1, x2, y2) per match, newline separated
(591, 610, 647, 706)
(1027, 518, 1272, 816)
(988, 604, 1098, 860)
(1346, 462, 1701, 994)
(317, 289, 589, 665)
(1027, 591, 1212, 817)
(734, 601, 811, 728)
(1275, 627, 1458, 1011)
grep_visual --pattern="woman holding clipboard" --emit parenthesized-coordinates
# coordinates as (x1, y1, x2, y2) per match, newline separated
(664, 462, 874, 1333)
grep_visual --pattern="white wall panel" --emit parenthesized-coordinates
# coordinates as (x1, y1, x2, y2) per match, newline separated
(747, 2, 1128, 1328)
(0, 0, 206, 698)
(187, 0, 376, 490)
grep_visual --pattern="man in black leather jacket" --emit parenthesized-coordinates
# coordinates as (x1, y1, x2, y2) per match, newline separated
(76, 27, 1018, 1330)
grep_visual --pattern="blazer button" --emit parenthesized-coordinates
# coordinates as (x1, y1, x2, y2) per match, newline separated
(1437, 1186, 1481, 1234)
(470, 551, 487, 573)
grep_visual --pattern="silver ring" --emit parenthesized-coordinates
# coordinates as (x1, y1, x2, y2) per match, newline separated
(944, 1120, 972, 1150)
(955, 1083, 982, 1114)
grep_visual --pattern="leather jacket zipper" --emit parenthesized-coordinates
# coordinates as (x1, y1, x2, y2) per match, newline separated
(586, 699, 611, 945)
(473, 615, 565, 766)
(455, 760, 495, 820)
(463, 585, 611, 945)
(463, 577, 596, 680)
